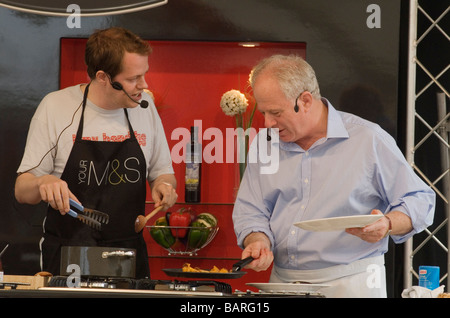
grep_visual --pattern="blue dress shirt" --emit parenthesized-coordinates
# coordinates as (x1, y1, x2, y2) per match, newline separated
(233, 99, 435, 270)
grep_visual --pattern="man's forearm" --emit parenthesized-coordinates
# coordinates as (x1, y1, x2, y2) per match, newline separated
(14, 172, 42, 204)
(150, 174, 177, 189)
(386, 210, 413, 236)
(243, 232, 271, 249)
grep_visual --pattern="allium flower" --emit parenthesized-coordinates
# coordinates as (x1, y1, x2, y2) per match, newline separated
(220, 89, 248, 116)
(220, 89, 256, 184)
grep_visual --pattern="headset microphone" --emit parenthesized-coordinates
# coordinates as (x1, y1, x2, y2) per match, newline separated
(294, 92, 302, 113)
(110, 80, 149, 108)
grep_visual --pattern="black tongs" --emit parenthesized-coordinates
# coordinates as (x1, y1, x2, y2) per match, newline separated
(67, 199, 109, 230)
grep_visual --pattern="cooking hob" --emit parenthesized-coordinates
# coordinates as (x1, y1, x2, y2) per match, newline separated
(47, 276, 231, 295)
(40, 276, 324, 298)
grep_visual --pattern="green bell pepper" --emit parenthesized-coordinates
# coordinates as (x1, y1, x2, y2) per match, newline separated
(187, 220, 210, 249)
(150, 217, 176, 248)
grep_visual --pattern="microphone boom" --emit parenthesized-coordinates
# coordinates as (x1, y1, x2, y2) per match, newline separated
(109, 78, 148, 108)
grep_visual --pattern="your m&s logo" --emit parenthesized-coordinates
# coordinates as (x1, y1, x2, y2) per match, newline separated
(78, 157, 142, 186)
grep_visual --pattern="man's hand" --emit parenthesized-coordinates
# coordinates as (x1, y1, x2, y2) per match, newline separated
(150, 174, 178, 210)
(38, 174, 75, 214)
(345, 209, 412, 243)
(345, 210, 389, 243)
(15, 172, 78, 215)
(242, 232, 274, 272)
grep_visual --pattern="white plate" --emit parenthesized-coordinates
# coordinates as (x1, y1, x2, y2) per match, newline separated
(294, 215, 383, 232)
(247, 283, 329, 294)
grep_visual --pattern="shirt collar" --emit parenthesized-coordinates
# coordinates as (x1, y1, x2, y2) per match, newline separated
(278, 97, 349, 152)
(323, 98, 349, 139)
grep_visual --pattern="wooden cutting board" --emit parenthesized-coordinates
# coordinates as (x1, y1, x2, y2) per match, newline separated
(1, 274, 51, 289)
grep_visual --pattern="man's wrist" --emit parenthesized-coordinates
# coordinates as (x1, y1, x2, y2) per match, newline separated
(383, 215, 392, 238)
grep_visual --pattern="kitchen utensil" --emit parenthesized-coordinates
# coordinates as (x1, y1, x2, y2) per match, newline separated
(0, 244, 9, 258)
(294, 214, 383, 232)
(162, 257, 254, 279)
(60, 246, 136, 278)
(134, 206, 163, 233)
(232, 256, 254, 272)
(67, 199, 109, 231)
(162, 268, 247, 279)
(0, 243, 8, 272)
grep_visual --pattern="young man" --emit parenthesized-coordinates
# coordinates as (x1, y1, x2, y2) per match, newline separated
(233, 54, 435, 297)
(15, 27, 177, 278)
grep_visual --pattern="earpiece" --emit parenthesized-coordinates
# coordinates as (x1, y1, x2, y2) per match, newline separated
(111, 81, 123, 91)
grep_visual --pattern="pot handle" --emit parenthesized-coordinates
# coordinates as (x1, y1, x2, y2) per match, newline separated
(102, 250, 136, 258)
(232, 256, 254, 272)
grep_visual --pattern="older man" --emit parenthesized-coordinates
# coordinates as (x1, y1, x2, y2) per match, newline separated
(233, 54, 435, 297)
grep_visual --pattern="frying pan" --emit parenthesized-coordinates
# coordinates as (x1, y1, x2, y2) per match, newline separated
(162, 256, 254, 279)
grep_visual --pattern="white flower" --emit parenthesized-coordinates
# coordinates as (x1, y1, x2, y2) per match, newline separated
(220, 89, 248, 116)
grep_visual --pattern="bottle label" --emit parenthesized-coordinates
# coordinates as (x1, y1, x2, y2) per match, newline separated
(185, 162, 200, 190)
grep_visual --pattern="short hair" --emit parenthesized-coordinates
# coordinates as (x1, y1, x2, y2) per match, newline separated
(249, 54, 321, 100)
(85, 27, 152, 80)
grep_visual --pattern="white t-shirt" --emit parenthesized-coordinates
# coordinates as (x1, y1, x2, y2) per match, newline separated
(17, 84, 174, 183)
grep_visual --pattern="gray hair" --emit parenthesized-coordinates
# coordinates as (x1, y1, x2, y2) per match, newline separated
(249, 54, 321, 100)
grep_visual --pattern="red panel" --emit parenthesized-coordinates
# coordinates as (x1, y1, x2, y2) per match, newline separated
(60, 39, 306, 203)
(60, 39, 305, 290)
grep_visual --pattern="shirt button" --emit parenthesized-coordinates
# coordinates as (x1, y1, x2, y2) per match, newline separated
(291, 230, 296, 235)
(290, 255, 295, 260)
(304, 178, 309, 183)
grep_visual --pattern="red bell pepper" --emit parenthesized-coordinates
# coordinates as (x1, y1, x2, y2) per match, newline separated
(168, 208, 191, 238)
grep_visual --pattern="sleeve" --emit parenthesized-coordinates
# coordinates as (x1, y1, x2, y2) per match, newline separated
(145, 101, 174, 182)
(17, 95, 57, 176)
(232, 134, 275, 249)
(374, 130, 436, 243)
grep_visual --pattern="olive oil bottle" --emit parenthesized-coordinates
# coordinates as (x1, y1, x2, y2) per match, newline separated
(185, 126, 201, 202)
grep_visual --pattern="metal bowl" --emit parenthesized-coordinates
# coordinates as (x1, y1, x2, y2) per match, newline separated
(147, 225, 219, 256)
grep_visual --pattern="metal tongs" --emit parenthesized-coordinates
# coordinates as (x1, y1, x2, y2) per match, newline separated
(67, 199, 109, 231)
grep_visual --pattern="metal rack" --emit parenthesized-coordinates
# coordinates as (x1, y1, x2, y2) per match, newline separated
(405, 0, 450, 290)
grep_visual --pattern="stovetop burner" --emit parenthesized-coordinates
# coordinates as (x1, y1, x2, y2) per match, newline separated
(48, 276, 232, 294)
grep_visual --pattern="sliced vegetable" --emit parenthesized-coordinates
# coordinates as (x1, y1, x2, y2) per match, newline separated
(187, 212, 218, 249)
(196, 213, 217, 226)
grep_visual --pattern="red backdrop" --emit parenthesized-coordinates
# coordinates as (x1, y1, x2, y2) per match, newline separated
(60, 39, 306, 291)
